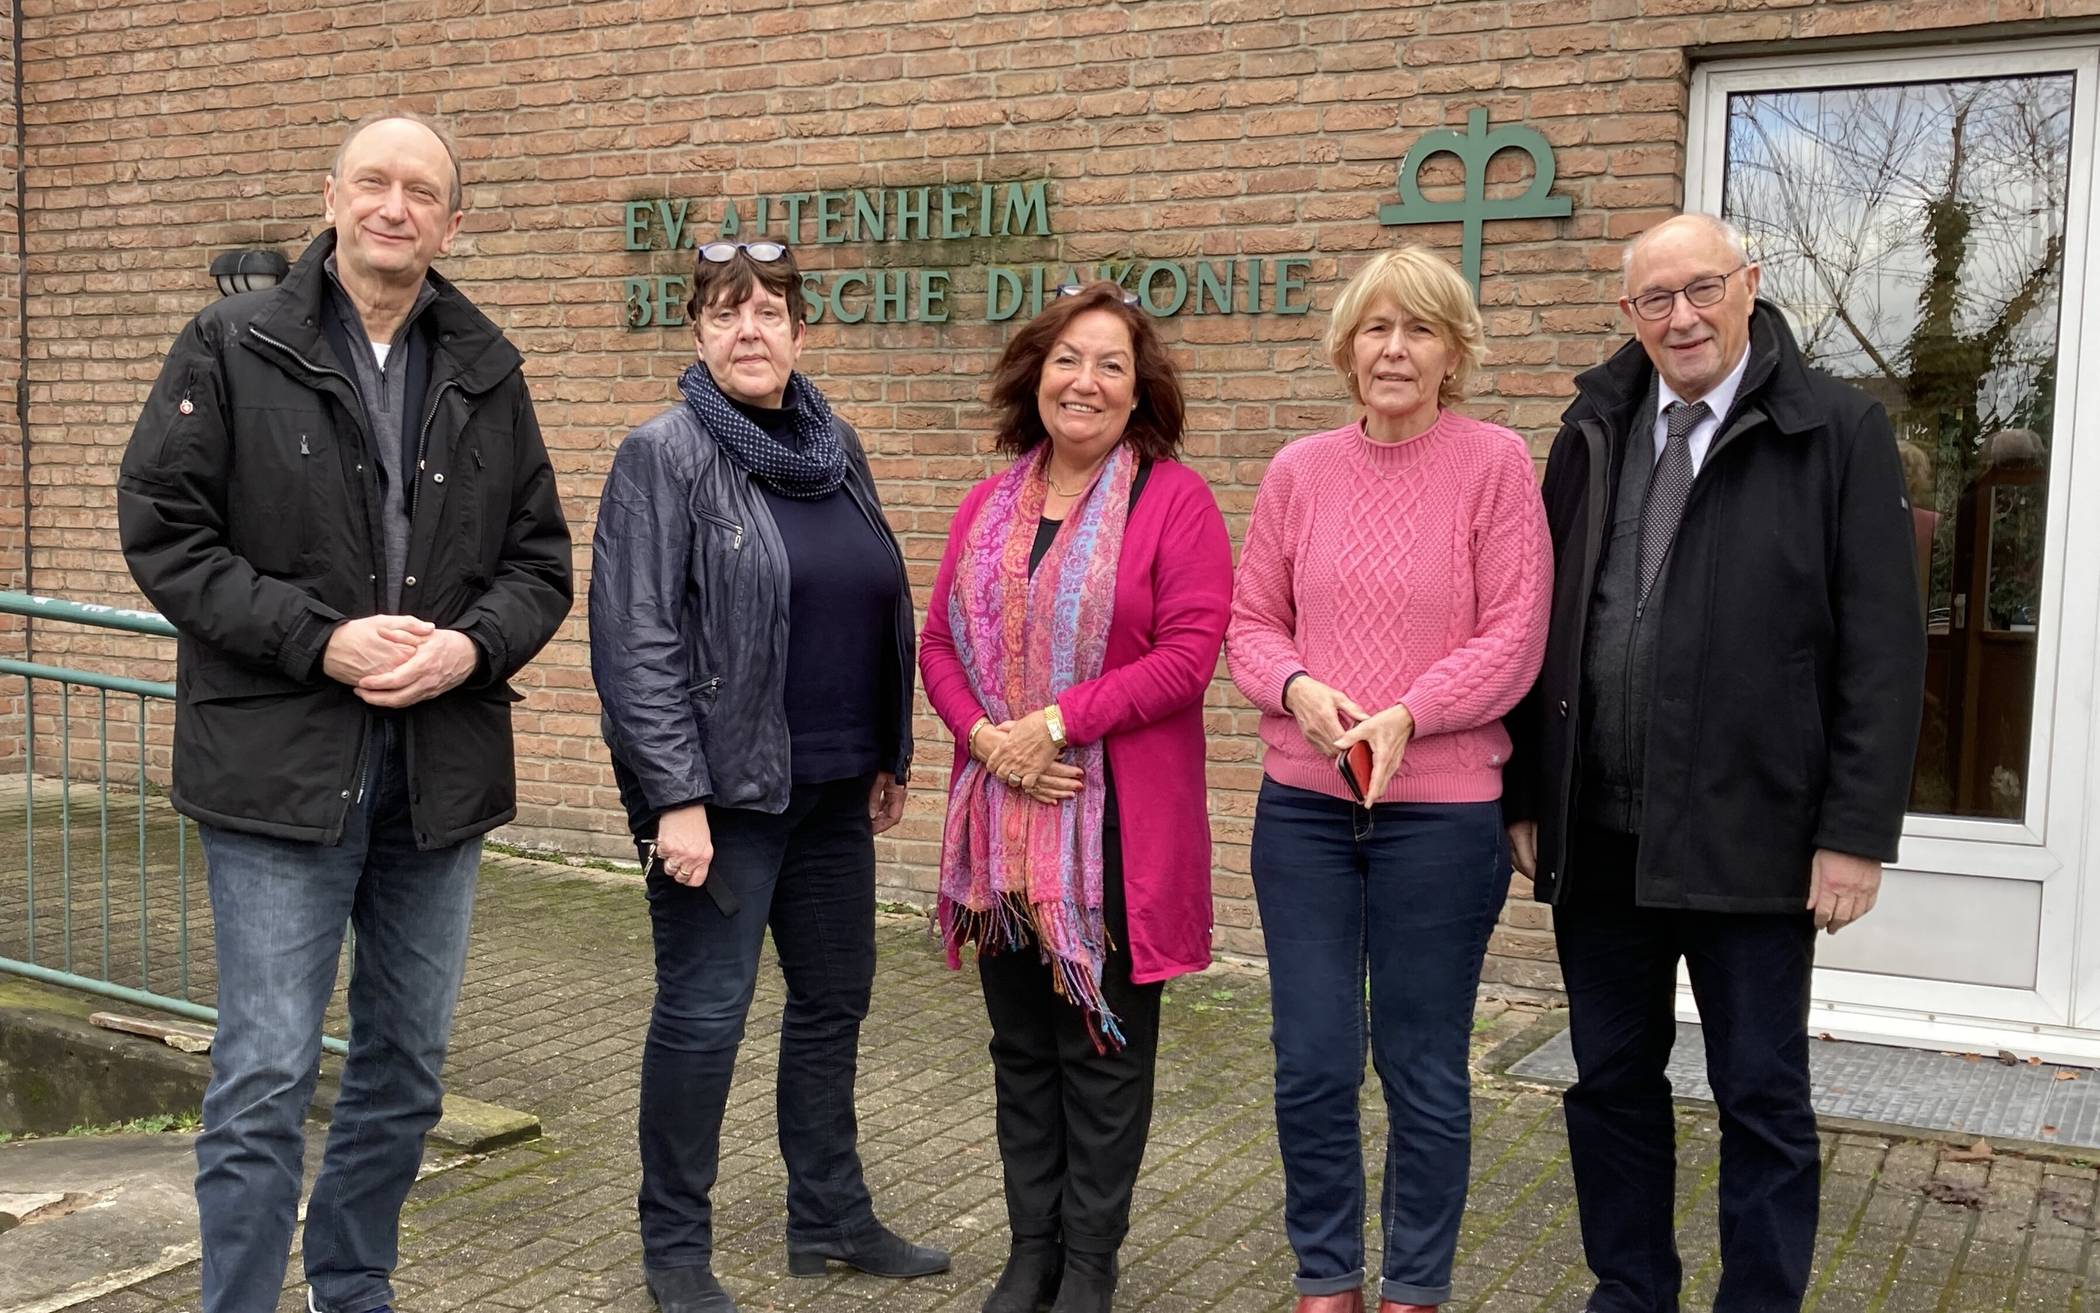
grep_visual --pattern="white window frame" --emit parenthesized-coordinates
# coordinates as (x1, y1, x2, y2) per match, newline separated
(1680, 39, 2100, 1046)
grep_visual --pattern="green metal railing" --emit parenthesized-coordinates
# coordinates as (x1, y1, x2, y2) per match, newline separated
(0, 591, 347, 1055)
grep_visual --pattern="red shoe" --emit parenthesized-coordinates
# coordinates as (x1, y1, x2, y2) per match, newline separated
(1293, 1293, 1363, 1313)
(1378, 1303, 1438, 1313)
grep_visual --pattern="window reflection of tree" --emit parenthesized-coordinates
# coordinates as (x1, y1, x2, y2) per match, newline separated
(1722, 75, 2071, 820)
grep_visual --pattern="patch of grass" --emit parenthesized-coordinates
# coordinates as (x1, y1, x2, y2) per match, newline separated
(62, 1111, 201, 1137)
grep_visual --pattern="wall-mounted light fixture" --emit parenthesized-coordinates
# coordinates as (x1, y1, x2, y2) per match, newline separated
(209, 248, 290, 298)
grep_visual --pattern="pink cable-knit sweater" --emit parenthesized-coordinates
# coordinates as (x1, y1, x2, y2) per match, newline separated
(1226, 411, 1553, 804)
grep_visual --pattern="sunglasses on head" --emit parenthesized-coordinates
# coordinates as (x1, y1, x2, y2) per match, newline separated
(1055, 282, 1140, 306)
(699, 241, 789, 264)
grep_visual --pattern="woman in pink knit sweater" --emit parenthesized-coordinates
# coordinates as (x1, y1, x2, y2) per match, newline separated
(922, 282, 1233, 1313)
(1226, 247, 1552, 1313)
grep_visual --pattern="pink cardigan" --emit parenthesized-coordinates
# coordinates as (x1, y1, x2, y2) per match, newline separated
(920, 458, 1233, 985)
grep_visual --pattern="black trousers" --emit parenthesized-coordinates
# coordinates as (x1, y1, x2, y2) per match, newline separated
(633, 776, 880, 1270)
(977, 834, 1163, 1255)
(1553, 827, 1821, 1313)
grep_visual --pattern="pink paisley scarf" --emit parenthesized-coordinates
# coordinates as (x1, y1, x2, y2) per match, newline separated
(938, 442, 1135, 1048)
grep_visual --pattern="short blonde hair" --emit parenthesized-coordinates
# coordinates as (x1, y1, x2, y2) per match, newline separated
(1325, 247, 1485, 406)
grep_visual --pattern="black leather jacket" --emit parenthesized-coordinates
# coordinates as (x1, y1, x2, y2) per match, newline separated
(589, 403, 914, 820)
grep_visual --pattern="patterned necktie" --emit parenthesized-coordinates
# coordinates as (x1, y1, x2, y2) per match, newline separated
(1638, 399, 1709, 602)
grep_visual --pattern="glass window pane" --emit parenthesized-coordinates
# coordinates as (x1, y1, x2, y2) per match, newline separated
(1723, 74, 2074, 820)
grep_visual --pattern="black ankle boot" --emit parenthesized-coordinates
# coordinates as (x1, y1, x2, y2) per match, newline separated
(786, 1220, 951, 1278)
(982, 1237, 1063, 1313)
(644, 1265, 739, 1313)
(1048, 1249, 1116, 1313)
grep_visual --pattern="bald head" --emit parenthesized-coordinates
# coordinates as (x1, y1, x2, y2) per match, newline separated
(1619, 212, 1760, 403)
(1621, 214, 1747, 289)
(331, 113, 462, 214)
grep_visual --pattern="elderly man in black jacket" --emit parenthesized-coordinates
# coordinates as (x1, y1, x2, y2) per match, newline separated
(117, 112, 571, 1313)
(1506, 213, 1924, 1313)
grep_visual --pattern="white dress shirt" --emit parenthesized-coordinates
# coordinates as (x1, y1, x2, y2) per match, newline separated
(1653, 345, 1751, 477)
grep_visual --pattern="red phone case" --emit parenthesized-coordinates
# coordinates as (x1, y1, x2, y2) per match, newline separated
(1337, 740, 1373, 803)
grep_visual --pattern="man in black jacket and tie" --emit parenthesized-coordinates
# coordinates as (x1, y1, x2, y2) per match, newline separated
(1506, 213, 1925, 1313)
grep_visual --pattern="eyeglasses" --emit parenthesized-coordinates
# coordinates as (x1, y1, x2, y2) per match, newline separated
(698, 241, 789, 264)
(1055, 283, 1140, 306)
(1627, 265, 1747, 321)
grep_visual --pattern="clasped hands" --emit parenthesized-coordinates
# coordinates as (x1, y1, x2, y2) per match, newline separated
(321, 614, 479, 709)
(973, 707, 1083, 806)
(1286, 674, 1415, 802)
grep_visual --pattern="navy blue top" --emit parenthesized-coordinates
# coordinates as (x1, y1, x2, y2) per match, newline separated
(733, 397, 899, 785)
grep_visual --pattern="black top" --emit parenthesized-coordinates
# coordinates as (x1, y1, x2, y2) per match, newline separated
(732, 396, 900, 785)
(1026, 460, 1152, 829)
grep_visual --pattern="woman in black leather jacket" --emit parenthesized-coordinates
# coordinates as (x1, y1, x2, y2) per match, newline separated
(588, 239, 940, 1313)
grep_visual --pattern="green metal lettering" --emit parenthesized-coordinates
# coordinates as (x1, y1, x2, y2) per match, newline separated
(977, 184, 993, 237)
(851, 190, 883, 242)
(623, 276, 654, 326)
(655, 199, 690, 251)
(1001, 181, 1051, 237)
(655, 276, 687, 327)
(871, 270, 907, 322)
(1243, 258, 1265, 312)
(831, 271, 869, 323)
(801, 273, 827, 325)
(1275, 258, 1312, 315)
(1139, 262, 1187, 316)
(718, 200, 742, 239)
(817, 192, 846, 243)
(1379, 107, 1571, 295)
(780, 193, 810, 244)
(895, 187, 931, 241)
(986, 267, 1022, 321)
(917, 269, 950, 322)
(940, 185, 970, 240)
(623, 201, 653, 252)
(1194, 262, 1234, 314)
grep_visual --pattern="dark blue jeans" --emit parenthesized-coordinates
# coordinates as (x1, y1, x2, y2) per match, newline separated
(1250, 779, 1509, 1305)
(1555, 827, 1820, 1313)
(195, 721, 481, 1313)
(636, 773, 880, 1273)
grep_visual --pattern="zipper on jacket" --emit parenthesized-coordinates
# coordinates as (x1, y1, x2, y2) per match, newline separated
(300, 434, 311, 456)
(248, 325, 367, 417)
(697, 508, 743, 550)
(410, 379, 460, 518)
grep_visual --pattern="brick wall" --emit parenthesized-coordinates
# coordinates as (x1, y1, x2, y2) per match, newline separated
(12, 0, 2074, 994)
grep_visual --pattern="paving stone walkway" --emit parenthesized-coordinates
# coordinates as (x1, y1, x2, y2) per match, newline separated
(65, 855, 2100, 1313)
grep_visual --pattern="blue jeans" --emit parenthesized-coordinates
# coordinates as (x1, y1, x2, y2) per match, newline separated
(636, 774, 880, 1272)
(1249, 779, 1509, 1305)
(194, 722, 481, 1313)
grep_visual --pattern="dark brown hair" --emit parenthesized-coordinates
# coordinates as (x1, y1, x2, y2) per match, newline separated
(685, 243, 807, 330)
(986, 281, 1185, 460)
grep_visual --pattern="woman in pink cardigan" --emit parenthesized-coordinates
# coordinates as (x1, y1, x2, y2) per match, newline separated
(921, 282, 1232, 1313)
(1227, 248, 1552, 1313)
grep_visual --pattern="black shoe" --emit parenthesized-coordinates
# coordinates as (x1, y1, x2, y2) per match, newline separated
(644, 1265, 740, 1313)
(786, 1220, 951, 1278)
(1048, 1249, 1116, 1313)
(983, 1237, 1064, 1313)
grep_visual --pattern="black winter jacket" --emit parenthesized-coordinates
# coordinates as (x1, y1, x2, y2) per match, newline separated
(117, 232, 574, 849)
(1505, 303, 1925, 912)
(589, 403, 914, 819)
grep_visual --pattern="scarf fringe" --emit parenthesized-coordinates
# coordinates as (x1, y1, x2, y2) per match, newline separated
(938, 887, 1127, 1053)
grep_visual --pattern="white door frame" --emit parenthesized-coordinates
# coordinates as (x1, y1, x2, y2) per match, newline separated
(1684, 39, 2100, 1059)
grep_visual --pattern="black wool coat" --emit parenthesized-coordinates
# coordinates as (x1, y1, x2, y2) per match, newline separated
(1505, 302, 1926, 912)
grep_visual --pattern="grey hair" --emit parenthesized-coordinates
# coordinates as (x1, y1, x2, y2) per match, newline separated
(1622, 213, 1749, 287)
(330, 111, 464, 213)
